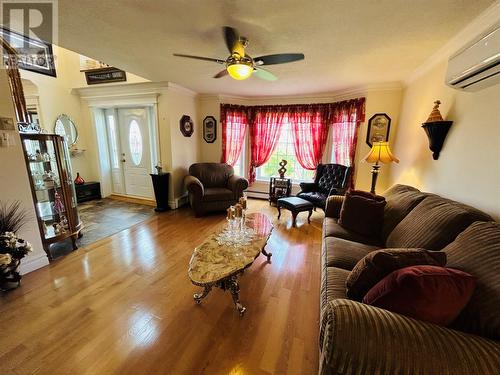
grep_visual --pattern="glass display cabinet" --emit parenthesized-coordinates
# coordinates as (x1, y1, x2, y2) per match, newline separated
(20, 133, 82, 260)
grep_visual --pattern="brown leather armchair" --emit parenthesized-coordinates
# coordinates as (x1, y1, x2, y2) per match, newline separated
(184, 163, 248, 216)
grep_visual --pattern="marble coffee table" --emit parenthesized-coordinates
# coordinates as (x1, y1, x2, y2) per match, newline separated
(188, 213, 273, 316)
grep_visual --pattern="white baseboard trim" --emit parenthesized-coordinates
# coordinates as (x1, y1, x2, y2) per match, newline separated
(169, 194, 189, 209)
(246, 190, 268, 199)
(19, 253, 49, 275)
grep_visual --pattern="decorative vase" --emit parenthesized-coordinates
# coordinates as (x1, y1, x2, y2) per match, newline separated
(74, 172, 85, 185)
(0, 259, 21, 291)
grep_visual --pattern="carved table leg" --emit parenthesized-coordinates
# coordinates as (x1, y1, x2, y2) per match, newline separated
(262, 247, 272, 263)
(194, 285, 212, 304)
(277, 205, 281, 220)
(228, 278, 246, 316)
(307, 209, 312, 224)
(292, 211, 298, 227)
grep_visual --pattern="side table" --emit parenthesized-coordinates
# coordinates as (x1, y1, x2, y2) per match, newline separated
(269, 177, 292, 206)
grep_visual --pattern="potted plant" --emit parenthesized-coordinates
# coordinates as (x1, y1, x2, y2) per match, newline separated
(0, 201, 33, 291)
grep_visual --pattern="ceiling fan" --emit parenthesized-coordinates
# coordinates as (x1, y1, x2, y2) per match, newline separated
(173, 26, 305, 81)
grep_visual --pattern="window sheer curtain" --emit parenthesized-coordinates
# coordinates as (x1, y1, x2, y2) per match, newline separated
(220, 98, 365, 186)
(288, 105, 330, 170)
(220, 104, 248, 166)
(248, 108, 285, 184)
(331, 98, 366, 188)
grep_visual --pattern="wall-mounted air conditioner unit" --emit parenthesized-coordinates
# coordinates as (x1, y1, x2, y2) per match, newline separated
(446, 24, 500, 91)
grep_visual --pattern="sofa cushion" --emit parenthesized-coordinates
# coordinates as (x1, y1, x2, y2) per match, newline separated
(444, 221, 500, 341)
(202, 187, 234, 202)
(386, 194, 492, 250)
(323, 218, 383, 247)
(339, 190, 386, 237)
(324, 237, 380, 271)
(346, 248, 447, 301)
(363, 265, 476, 326)
(321, 266, 350, 310)
(381, 184, 427, 239)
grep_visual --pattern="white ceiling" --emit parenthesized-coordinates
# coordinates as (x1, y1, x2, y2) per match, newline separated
(57, 0, 494, 96)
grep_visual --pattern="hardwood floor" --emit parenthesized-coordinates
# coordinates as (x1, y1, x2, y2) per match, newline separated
(0, 199, 323, 374)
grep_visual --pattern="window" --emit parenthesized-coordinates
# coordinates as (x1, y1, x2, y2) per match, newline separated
(232, 146, 245, 177)
(256, 122, 314, 182)
(107, 115, 120, 168)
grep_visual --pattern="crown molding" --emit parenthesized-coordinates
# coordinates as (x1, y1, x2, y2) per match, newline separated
(405, 2, 500, 85)
(166, 82, 198, 97)
(197, 82, 402, 104)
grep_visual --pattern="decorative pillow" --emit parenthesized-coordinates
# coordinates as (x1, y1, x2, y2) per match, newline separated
(363, 265, 476, 326)
(346, 248, 447, 301)
(339, 190, 386, 237)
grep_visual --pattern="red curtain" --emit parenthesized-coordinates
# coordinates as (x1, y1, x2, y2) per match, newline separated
(288, 105, 330, 170)
(248, 108, 285, 184)
(330, 98, 365, 188)
(220, 104, 248, 166)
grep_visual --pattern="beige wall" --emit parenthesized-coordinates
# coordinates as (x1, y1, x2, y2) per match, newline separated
(0, 69, 48, 274)
(389, 60, 500, 220)
(164, 87, 199, 202)
(197, 86, 402, 193)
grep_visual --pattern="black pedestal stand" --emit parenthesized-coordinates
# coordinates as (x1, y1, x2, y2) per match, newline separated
(150, 173, 170, 212)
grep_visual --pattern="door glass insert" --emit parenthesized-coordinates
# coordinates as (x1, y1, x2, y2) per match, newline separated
(129, 120, 142, 165)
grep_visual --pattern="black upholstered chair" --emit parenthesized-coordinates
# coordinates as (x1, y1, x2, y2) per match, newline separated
(297, 163, 351, 209)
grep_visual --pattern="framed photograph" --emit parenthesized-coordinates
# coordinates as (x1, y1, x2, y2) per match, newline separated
(366, 113, 391, 147)
(85, 67, 127, 85)
(203, 116, 217, 143)
(0, 27, 57, 77)
(180, 115, 194, 137)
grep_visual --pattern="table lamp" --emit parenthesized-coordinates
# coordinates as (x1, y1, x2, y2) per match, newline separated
(363, 142, 399, 194)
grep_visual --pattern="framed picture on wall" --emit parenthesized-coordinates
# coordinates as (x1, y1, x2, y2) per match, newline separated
(366, 113, 391, 147)
(0, 27, 57, 77)
(203, 116, 217, 143)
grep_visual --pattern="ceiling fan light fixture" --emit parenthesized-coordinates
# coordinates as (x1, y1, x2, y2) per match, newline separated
(227, 62, 253, 80)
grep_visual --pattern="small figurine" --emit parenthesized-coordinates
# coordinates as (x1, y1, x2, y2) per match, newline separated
(53, 222, 65, 235)
(278, 159, 288, 179)
(53, 191, 65, 214)
(35, 149, 44, 161)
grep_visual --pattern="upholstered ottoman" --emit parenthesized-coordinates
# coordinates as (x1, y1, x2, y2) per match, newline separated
(277, 197, 314, 227)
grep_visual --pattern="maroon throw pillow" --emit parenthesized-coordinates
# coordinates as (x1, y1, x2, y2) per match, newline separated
(346, 248, 447, 301)
(363, 265, 476, 326)
(339, 190, 386, 237)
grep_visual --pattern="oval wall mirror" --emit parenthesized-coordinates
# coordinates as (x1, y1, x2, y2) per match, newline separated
(54, 114, 78, 145)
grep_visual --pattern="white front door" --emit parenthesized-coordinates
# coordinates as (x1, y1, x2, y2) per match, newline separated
(115, 108, 153, 198)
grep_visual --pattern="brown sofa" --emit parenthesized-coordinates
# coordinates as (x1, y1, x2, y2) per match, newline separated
(320, 184, 500, 374)
(184, 163, 248, 216)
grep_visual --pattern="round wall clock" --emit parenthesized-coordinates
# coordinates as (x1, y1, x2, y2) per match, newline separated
(180, 115, 194, 137)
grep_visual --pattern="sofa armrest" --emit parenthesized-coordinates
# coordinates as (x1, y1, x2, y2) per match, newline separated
(324, 195, 345, 218)
(320, 299, 500, 375)
(184, 175, 204, 197)
(299, 182, 317, 193)
(227, 175, 248, 198)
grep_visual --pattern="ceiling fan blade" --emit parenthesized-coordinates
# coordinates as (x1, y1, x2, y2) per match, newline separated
(223, 26, 245, 56)
(253, 68, 278, 81)
(223, 26, 239, 53)
(173, 53, 225, 64)
(213, 69, 228, 79)
(254, 53, 305, 66)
